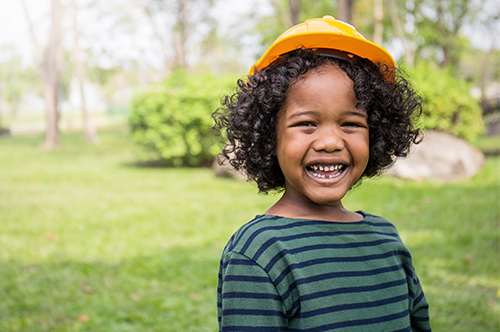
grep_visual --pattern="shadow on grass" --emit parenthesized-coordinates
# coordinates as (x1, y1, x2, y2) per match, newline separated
(123, 160, 214, 169)
(123, 159, 169, 168)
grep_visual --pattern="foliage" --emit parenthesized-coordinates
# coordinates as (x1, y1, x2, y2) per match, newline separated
(0, 46, 40, 122)
(383, 0, 483, 68)
(414, 0, 479, 67)
(473, 135, 500, 155)
(255, 0, 335, 57)
(460, 48, 500, 81)
(129, 71, 235, 167)
(141, 0, 215, 69)
(0, 127, 498, 331)
(406, 63, 484, 141)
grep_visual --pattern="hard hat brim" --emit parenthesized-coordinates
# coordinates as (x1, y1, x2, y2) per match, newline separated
(249, 22, 396, 77)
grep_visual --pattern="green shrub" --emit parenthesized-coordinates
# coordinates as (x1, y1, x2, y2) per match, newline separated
(406, 63, 484, 141)
(130, 72, 236, 167)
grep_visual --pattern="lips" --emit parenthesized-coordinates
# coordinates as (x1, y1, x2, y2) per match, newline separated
(306, 164, 346, 179)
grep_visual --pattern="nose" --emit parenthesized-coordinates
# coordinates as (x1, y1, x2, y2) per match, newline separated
(312, 126, 345, 152)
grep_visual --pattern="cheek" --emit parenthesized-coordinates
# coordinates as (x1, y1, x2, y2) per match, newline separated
(357, 139, 370, 167)
(275, 141, 300, 177)
(276, 135, 304, 162)
(350, 134, 370, 163)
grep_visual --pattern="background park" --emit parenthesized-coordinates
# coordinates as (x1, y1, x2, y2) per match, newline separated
(0, 0, 499, 331)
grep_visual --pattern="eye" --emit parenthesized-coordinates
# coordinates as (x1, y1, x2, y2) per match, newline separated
(293, 121, 316, 127)
(342, 121, 367, 128)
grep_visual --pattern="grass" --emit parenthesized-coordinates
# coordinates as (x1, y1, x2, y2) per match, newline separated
(473, 134, 500, 156)
(0, 126, 498, 331)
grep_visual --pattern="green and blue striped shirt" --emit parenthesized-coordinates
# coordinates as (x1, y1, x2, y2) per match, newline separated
(217, 212, 431, 331)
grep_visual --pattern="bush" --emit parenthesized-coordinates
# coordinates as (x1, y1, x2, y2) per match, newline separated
(406, 63, 484, 141)
(130, 72, 235, 167)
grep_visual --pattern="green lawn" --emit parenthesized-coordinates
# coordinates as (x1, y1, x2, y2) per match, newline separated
(0, 126, 498, 331)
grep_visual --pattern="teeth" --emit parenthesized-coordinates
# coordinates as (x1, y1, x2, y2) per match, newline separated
(309, 164, 342, 172)
(309, 171, 342, 179)
(308, 164, 345, 179)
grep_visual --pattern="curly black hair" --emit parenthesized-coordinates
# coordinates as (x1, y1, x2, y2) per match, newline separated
(212, 48, 422, 193)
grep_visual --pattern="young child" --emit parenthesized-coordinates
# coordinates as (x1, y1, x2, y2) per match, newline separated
(213, 16, 431, 331)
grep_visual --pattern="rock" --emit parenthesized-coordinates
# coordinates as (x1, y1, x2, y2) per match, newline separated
(212, 157, 248, 181)
(386, 131, 485, 181)
(0, 128, 11, 136)
(486, 118, 500, 136)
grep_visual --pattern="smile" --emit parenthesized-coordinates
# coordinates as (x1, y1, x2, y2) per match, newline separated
(306, 164, 346, 179)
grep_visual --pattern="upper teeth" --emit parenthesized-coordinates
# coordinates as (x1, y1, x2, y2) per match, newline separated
(312, 165, 341, 171)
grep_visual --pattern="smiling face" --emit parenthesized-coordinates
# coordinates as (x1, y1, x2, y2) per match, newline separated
(273, 63, 369, 220)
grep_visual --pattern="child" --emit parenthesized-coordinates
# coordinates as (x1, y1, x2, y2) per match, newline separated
(213, 16, 431, 331)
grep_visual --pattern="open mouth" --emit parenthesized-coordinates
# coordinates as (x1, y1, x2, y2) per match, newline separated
(306, 164, 347, 179)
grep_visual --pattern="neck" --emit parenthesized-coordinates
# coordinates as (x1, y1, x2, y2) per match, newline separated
(265, 191, 363, 223)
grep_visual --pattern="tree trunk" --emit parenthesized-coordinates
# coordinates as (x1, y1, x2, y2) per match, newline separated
(143, 3, 172, 76)
(71, 0, 98, 143)
(437, 0, 468, 68)
(22, 0, 63, 150)
(271, 0, 294, 28)
(337, 0, 355, 24)
(0, 101, 3, 131)
(42, 0, 63, 150)
(440, 44, 452, 67)
(172, 0, 188, 69)
(289, 0, 301, 26)
(373, 0, 383, 45)
(42, 82, 59, 149)
(388, 0, 414, 66)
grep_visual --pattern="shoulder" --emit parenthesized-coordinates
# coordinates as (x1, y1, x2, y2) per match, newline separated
(362, 212, 419, 265)
(223, 215, 302, 258)
(224, 213, 401, 252)
(361, 212, 401, 235)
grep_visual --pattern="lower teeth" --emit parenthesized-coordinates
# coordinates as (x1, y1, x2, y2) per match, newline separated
(310, 169, 343, 179)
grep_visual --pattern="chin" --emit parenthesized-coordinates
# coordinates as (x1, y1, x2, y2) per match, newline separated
(306, 191, 348, 207)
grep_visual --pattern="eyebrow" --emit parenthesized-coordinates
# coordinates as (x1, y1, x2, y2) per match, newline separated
(288, 111, 316, 119)
(345, 110, 367, 118)
(288, 109, 367, 119)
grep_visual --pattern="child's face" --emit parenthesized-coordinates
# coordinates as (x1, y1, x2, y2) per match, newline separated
(275, 63, 369, 210)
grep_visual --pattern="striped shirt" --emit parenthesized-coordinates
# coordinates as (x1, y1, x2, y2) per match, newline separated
(217, 212, 431, 331)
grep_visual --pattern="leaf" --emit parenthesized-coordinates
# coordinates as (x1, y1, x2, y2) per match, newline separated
(77, 314, 90, 323)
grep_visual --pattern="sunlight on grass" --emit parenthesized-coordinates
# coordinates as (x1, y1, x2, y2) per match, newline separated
(0, 126, 498, 331)
(398, 229, 444, 247)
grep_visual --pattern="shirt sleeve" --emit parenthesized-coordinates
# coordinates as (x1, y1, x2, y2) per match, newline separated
(217, 250, 288, 331)
(408, 267, 432, 332)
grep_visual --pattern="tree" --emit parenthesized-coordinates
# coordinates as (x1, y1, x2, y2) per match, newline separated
(386, 0, 483, 68)
(257, 0, 335, 56)
(0, 47, 30, 133)
(419, 0, 478, 68)
(387, 0, 419, 66)
(139, 0, 214, 72)
(373, 0, 383, 45)
(22, 0, 64, 150)
(337, 0, 355, 23)
(271, 0, 302, 28)
(71, 0, 98, 143)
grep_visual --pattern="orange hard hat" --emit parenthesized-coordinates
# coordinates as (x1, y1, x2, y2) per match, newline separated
(249, 15, 395, 76)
